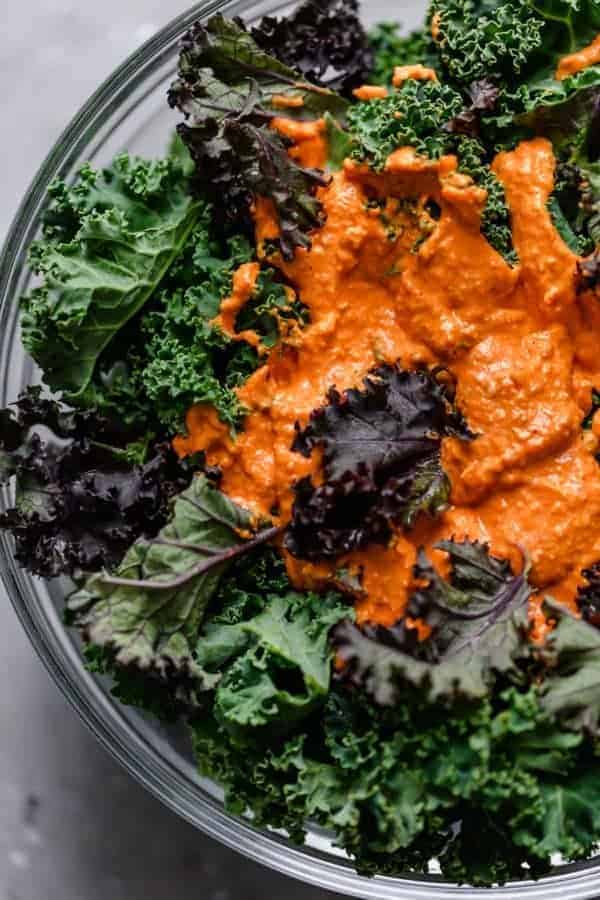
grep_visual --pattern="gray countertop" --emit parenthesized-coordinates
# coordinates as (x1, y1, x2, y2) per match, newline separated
(0, 2, 418, 897)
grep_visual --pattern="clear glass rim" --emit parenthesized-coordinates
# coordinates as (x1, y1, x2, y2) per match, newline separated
(2, 3, 600, 897)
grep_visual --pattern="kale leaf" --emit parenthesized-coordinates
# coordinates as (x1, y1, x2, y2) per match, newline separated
(577, 560, 600, 627)
(333, 540, 532, 705)
(67, 476, 282, 706)
(168, 14, 347, 260)
(211, 590, 349, 739)
(348, 80, 464, 170)
(22, 154, 200, 398)
(286, 365, 473, 561)
(82, 192, 304, 434)
(251, 0, 373, 98)
(430, 0, 545, 85)
(347, 85, 516, 262)
(0, 387, 196, 578)
(233, 267, 309, 350)
(539, 598, 600, 735)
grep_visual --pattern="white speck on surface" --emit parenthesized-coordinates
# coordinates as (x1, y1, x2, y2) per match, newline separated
(8, 851, 29, 871)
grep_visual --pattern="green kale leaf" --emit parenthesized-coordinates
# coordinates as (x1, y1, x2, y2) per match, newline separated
(211, 591, 349, 739)
(67, 476, 280, 705)
(348, 79, 464, 170)
(23, 154, 201, 398)
(539, 598, 600, 735)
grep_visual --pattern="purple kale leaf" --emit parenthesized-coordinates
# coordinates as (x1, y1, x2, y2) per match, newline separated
(251, 0, 373, 99)
(0, 387, 199, 578)
(168, 14, 346, 260)
(445, 79, 500, 138)
(285, 365, 473, 561)
(332, 540, 532, 706)
(577, 562, 600, 628)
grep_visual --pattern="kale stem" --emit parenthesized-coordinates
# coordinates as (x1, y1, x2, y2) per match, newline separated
(100, 524, 285, 592)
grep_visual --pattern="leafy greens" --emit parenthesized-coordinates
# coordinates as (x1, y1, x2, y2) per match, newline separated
(168, 14, 347, 260)
(23, 154, 201, 399)
(0, 387, 197, 578)
(286, 365, 473, 561)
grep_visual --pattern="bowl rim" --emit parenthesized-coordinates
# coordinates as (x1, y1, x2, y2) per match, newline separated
(3, 3, 600, 898)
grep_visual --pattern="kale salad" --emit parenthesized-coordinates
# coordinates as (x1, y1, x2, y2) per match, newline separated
(5, 0, 600, 886)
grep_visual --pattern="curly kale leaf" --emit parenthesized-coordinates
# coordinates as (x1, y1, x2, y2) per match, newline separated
(169, 14, 347, 259)
(286, 365, 473, 561)
(347, 86, 516, 262)
(454, 136, 517, 264)
(234, 268, 309, 349)
(67, 476, 280, 705)
(210, 591, 349, 740)
(431, 0, 600, 86)
(0, 387, 197, 578)
(348, 79, 465, 170)
(191, 682, 588, 885)
(137, 221, 254, 433)
(251, 0, 373, 98)
(333, 540, 532, 705)
(22, 154, 201, 398)
(369, 22, 438, 86)
(430, 0, 545, 85)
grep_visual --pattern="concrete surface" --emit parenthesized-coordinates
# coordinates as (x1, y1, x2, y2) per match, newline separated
(0, 2, 338, 898)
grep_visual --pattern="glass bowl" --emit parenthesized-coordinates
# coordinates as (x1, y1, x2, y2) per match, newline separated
(2, 2, 600, 897)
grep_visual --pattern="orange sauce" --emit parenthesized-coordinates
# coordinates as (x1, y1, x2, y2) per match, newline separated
(353, 85, 389, 100)
(271, 117, 328, 169)
(392, 64, 438, 86)
(212, 262, 263, 351)
(175, 131, 600, 630)
(271, 94, 305, 109)
(556, 34, 600, 80)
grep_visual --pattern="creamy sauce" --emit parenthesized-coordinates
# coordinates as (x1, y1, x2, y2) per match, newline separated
(175, 122, 600, 632)
(556, 34, 600, 80)
(213, 262, 263, 351)
(353, 85, 389, 100)
(392, 65, 438, 86)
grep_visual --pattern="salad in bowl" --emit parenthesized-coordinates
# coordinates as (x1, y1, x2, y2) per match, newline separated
(3, 0, 600, 887)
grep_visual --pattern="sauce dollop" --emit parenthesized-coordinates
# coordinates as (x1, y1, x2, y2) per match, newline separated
(175, 134, 600, 629)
